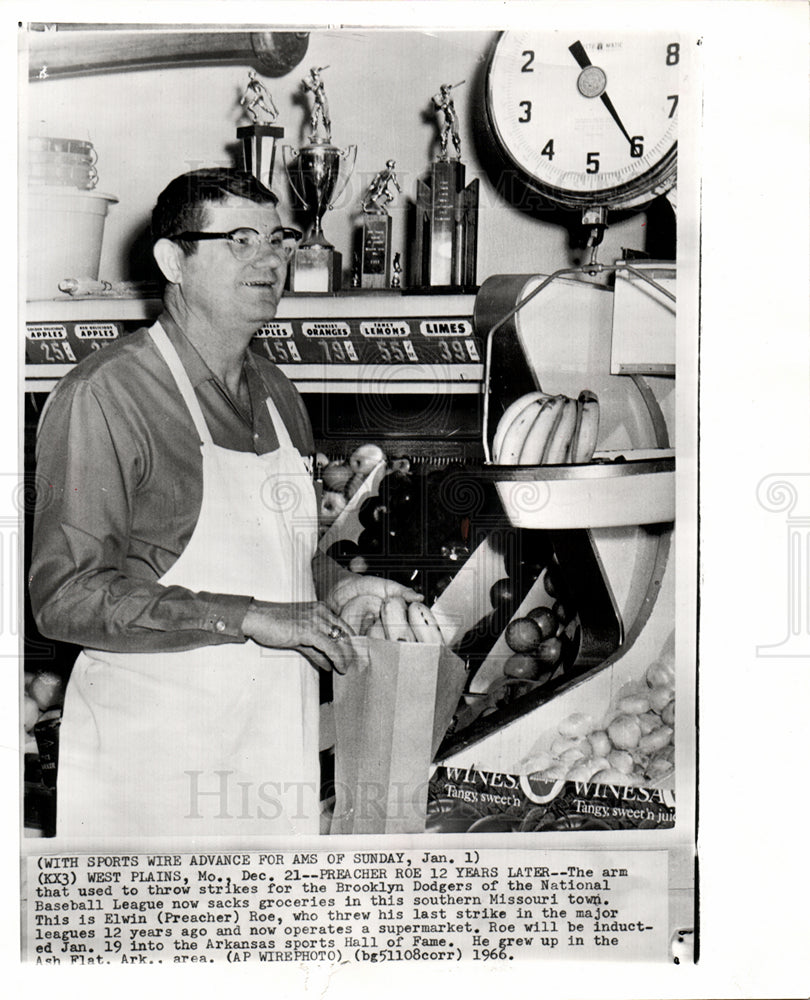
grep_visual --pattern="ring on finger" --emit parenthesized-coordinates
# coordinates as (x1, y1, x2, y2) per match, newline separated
(327, 625, 346, 642)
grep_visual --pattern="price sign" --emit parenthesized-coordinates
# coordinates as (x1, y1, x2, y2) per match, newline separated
(26, 313, 482, 371)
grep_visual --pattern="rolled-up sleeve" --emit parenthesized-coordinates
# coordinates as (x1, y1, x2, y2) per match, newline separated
(30, 378, 252, 652)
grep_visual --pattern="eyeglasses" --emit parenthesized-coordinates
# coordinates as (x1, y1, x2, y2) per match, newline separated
(169, 226, 303, 262)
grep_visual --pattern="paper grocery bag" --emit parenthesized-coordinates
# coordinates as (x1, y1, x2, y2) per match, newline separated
(330, 638, 467, 835)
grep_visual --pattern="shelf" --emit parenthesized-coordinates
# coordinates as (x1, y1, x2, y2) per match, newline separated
(24, 291, 481, 393)
(25, 291, 476, 320)
(480, 449, 675, 529)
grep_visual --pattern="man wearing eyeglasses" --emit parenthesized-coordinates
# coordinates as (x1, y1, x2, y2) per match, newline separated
(30, 168, 419, 837)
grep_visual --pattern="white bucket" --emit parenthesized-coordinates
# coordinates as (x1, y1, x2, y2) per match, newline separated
(26, 186, 118, 300)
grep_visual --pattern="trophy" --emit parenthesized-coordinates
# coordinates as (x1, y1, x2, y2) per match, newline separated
(237, 71, 284, 189)
(359, 159, 401, 288)
(283, 67, 357, 292)
(412, 81, 479, 291)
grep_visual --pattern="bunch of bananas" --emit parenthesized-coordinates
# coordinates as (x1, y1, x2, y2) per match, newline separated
(339, 594, 444, 644)
(492, 390, 600, 466)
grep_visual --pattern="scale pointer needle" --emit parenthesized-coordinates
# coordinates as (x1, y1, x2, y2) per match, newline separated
(568, 40, 635, 148)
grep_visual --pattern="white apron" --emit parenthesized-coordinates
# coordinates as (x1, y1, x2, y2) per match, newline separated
(57, 321, 320, 838)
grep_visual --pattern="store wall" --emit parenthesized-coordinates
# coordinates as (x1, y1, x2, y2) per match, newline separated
(24, 28, 652, 288)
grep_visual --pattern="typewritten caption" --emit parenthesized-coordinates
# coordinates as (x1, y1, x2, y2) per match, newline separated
(24, 850, 668, 964)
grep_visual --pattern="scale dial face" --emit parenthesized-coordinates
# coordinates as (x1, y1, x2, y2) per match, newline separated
(486, 31, 679, 210)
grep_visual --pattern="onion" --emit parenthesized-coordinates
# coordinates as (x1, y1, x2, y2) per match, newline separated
(607, 749, 634, 774)
(638, 711, 661, 735)
(638, 725, 673, 753)
(618, 694, 651, 715)
(566, 761, 601, 782)
(607, 714, 642, 750)
(550, 735, 587, 758)
(646, 756, 675, 780)
(559, 744, 588, 765)
(648, 684, 675, 713)
(558, 712, 594, 740)
(646, 660, 675, 688)
(536, 764, 570, 781)
(588, 730, 612, 757)
(591, 767, 640, 786)
(522, 751, 555, 774)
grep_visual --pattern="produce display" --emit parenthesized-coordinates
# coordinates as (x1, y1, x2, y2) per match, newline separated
(461, 556, 580, 716)
(319, 443, 387, 529)
(492, 389, 600, 465)
(518, 655, 676, 788)
(324, 448, 498, 606)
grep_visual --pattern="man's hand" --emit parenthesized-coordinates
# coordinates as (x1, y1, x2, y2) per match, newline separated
(242, 600, 362, 675)
(325, 573, 423, 616)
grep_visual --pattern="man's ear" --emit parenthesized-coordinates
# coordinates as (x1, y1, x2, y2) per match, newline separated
(153, 238, 185, 284)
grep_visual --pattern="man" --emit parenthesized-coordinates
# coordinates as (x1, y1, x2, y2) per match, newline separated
(30, 168, 419, 837)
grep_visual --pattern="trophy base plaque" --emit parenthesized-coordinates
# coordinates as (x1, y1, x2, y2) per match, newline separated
(238, 124, 284, 189)
(412, 159, 478, 291)
(360, 215, 392, 289)
(288, 245, 343, 293)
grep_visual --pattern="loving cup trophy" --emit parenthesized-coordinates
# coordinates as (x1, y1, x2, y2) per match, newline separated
(284, 67, 357, 292)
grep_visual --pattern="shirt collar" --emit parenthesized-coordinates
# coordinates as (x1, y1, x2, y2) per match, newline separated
(157, 310, 268, 427)
(156, 311, 219, 390)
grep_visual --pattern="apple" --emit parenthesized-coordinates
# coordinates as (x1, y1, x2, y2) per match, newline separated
(344, 472, 366, 500)
(505, 617, 543, 654)
(489, 577, 515, 610)
(349, 443, 386, 477)
(320, 490, 347, 524)
(526, 605, 558, 639)
(535, 636, 563, 667)
(321, 461, 353, 493)
(503, 653, 542, 680)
